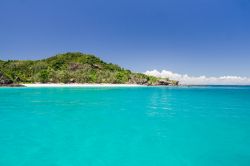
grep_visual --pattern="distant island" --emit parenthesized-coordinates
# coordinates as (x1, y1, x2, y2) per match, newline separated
(0, 52, 178, 86)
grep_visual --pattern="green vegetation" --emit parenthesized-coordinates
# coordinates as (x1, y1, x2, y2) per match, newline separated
(0, 52, 178, 86)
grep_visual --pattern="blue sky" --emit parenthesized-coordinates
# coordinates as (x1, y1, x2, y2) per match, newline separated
(1, 0, 250, 77)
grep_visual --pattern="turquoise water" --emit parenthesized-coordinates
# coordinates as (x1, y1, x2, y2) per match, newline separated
(0, 86, 250, 166)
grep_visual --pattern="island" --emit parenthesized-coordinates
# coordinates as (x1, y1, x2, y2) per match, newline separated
(0, 52, 178, 87)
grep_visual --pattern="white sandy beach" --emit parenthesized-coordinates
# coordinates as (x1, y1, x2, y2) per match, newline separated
(22, 83, 145, 87)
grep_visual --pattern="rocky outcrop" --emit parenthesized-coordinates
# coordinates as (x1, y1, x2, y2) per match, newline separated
(0, 72, 24, 86)
(0, 72, 13, 85)
(150, 79, 179, 86)
(157, 79, 171, 85)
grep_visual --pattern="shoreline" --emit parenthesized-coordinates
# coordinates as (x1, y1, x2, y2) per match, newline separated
(1, 84, 248, 88)
(21, 83, 146, 87)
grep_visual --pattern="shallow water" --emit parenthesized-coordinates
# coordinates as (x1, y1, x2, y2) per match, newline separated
(0, 86, 250, 166)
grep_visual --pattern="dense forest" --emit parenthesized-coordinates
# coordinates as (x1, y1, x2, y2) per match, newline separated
(0, 52, 178, 86)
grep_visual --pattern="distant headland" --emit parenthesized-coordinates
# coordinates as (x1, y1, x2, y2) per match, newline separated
(0, 52, 178, 87)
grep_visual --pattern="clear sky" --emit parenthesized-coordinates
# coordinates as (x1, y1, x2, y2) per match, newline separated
(1, 0, 250, 76)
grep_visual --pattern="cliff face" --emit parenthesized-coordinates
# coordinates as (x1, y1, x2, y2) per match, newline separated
(0, 52, 178, 86)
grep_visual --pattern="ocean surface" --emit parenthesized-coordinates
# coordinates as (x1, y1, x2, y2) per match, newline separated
(0, 86, 250, 166)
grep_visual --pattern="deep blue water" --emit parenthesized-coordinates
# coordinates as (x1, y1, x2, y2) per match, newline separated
(0, 86, 250, 166)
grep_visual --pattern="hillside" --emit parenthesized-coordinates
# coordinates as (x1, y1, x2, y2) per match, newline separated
(0, 52, 178, 86)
